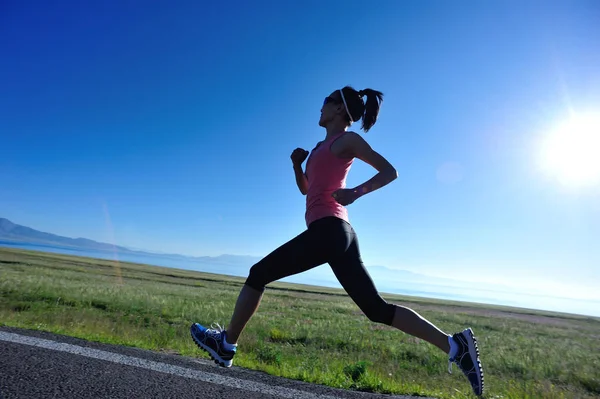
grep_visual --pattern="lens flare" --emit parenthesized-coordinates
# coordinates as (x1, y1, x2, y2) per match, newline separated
(102, 201, 123, 285)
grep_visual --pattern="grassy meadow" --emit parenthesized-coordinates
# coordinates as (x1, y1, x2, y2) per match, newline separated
(1, 247, 599, 399)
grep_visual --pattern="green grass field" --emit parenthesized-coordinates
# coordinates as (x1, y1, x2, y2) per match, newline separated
(1, 247, 599, 398)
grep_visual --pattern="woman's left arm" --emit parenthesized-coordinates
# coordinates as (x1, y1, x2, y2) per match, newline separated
(332, 132, 398, 205)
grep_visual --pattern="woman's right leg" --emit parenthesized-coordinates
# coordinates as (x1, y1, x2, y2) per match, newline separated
(226, 223, 332, 343)
(327, 225, 485, 396)
(327, 223, 450, 353)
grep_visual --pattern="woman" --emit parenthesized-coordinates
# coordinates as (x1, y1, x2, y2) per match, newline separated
(191, 86, 484, 396)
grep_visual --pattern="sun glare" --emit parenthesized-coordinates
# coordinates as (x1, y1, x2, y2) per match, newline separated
(539, 112, 600, 188)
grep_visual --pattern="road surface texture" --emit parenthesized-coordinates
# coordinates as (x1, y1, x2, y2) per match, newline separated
(0, 327, 433, 399)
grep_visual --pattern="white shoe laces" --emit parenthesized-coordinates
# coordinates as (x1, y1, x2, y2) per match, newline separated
(206, 322, 225, 339)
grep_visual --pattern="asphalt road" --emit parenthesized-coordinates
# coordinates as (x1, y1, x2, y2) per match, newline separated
(0, 327, 433, 399)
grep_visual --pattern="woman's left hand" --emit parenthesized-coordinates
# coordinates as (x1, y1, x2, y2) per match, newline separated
(331, 189, 359, 206)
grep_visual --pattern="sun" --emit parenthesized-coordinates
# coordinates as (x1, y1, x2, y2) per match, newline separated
(538, 112, 600, 188)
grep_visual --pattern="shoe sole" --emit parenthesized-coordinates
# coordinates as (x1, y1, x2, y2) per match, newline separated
(463, 328, 484, 396)
(190, 324, 233, 368)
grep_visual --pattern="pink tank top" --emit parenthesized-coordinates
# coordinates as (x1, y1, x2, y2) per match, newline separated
(304, 131, 354, 227)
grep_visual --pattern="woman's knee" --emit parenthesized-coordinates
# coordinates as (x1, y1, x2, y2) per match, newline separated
(244, 262, 269, 292)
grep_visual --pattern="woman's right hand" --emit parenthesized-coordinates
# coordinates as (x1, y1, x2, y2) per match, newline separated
(291, 148, 309, 166)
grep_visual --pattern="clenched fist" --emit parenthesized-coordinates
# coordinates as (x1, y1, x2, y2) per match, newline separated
(291, 148, 309, 166)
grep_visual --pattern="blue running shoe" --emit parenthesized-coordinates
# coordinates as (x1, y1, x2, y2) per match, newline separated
(448, 328, 485, 396)
(190, 322, 236, 367)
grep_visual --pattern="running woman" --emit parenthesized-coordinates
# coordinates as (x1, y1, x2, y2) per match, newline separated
(191, 86, 485, 396)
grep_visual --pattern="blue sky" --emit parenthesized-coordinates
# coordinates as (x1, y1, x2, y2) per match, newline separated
(1, 1, 599, 300)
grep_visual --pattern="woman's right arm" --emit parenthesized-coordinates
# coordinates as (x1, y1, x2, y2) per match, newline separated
(293, 163, 308, 195)
(290, 148, 309, 195)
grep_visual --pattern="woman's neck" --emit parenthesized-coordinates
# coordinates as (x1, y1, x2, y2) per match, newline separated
(325, 121, 348, 140)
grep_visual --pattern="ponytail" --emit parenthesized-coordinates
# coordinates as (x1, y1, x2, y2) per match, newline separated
(358, 88, 383, 132)
(340, 86, 384, 132)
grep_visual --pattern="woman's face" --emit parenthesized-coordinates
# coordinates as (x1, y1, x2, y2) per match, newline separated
(318, 91, 343, 127)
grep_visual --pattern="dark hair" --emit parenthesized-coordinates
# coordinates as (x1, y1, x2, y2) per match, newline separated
(339, 85, 384, 132)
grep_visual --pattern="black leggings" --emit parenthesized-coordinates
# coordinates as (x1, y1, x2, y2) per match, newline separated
(245, 216, 396, 326)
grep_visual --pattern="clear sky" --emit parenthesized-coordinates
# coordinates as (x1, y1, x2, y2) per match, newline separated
(1, 1, 599, 300)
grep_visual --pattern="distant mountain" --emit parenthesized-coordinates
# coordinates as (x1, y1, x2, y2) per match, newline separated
(0, 217, 133, 253)
(0, 217, 458, 292)
(0, 217, 262, 270)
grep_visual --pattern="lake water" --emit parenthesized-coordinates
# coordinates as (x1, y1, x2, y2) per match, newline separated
(2, 241, 598, 317)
